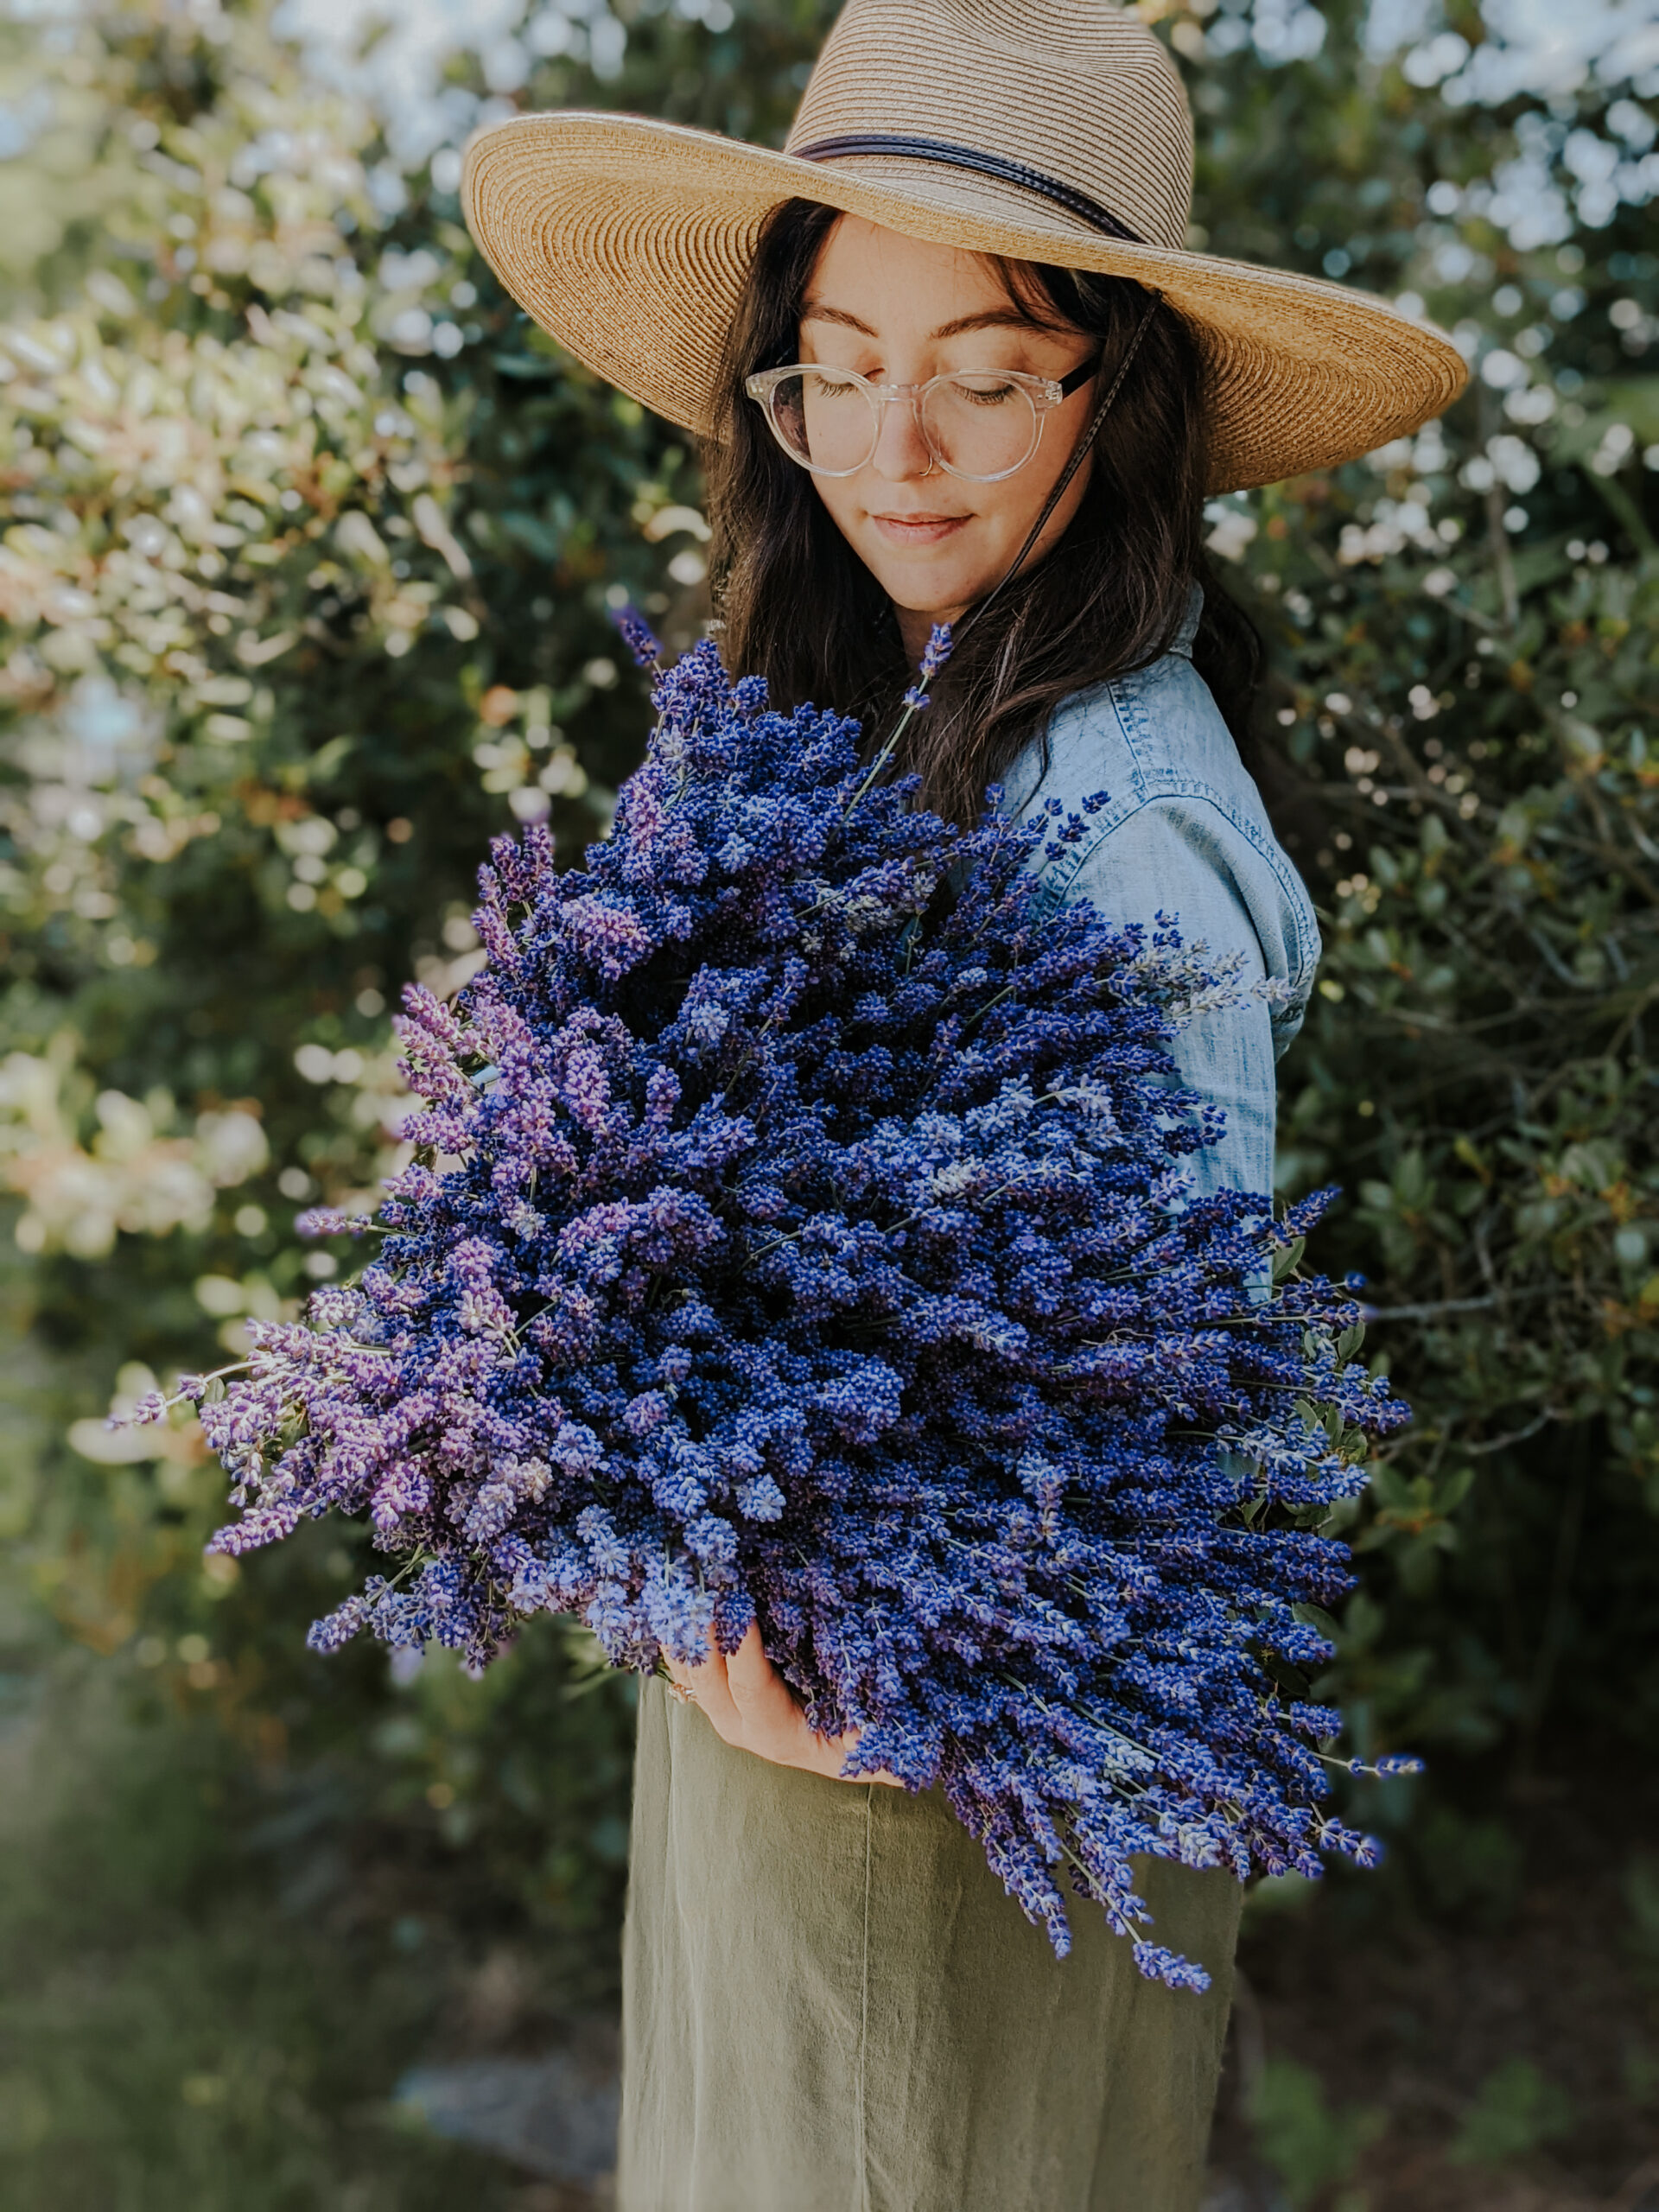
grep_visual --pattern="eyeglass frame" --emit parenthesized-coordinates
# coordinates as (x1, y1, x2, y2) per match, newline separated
(743, 355, 1101, 483)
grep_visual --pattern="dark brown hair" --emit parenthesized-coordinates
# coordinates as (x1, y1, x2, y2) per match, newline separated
(702, 197, 1262, 829)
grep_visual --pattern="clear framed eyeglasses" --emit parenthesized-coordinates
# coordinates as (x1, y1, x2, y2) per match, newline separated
(743, 358, 1099, 483)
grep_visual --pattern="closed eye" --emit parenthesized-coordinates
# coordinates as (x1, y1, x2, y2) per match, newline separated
(807, 370, 868, 399)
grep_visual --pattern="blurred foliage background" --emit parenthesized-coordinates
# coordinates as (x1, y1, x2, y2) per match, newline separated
(1, 0, 1656, 2205)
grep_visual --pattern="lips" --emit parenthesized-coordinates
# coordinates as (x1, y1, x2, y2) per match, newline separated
(868, 512, 971, 546)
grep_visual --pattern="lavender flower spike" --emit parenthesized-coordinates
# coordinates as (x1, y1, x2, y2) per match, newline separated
(177, 631, 1410, 1987)
(609, 601, 664, 670)
(903, 620, 955, 709)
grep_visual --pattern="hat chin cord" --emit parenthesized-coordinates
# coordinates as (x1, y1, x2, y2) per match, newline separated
(948, 292, 1160, 651)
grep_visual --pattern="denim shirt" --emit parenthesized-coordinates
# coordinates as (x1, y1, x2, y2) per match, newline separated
(996, 588, 1321, 1199)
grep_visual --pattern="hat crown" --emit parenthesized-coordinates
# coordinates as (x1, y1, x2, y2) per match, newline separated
(785, 0, 1194, 254)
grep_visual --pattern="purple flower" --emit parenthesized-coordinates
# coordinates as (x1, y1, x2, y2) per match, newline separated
(295, 1206, 375, 1239)
(902, 620, 954, 710)
(608, 602, 663, 670)
(182, 635, 1408, 1984)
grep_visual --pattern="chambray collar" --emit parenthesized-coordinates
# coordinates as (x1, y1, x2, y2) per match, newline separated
(1169, 581, 1204, 661)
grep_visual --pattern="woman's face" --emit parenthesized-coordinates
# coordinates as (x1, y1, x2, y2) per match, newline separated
(798, 217, 1098, 656)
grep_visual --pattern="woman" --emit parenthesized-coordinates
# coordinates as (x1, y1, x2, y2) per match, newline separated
(463, 6, 1465, 2205)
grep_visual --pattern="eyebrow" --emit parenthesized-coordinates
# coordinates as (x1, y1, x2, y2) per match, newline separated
(800, 302, 1045, 341)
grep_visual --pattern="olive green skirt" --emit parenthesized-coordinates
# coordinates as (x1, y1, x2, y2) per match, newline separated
(618, 1676, 1241, 2212)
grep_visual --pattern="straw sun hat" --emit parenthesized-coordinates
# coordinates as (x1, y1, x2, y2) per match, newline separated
(462, 0, 1467, 493)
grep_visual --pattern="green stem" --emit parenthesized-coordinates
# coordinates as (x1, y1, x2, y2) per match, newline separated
(842, 697, 925, 817)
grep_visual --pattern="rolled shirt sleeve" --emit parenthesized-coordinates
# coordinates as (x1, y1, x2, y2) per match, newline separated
(998, 597, 1323, 1203)
(1059, 796, 1281, 1199)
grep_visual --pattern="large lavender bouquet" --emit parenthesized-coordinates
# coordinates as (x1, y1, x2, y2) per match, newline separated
(161, 630, 1409, 1982)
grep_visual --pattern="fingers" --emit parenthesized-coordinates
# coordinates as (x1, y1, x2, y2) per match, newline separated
(664, 1623, 908, 1789)
(671, 1622, 830, 1773)
(675, 1623, 747, 1743)
(725, 1623, 810, 1738)
(728, 1627, 889, 1783)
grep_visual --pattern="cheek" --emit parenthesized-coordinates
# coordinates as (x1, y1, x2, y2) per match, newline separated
(996, 435, 1095, 549)
(974, 477, 1040, 538)
(810, 474, 860, 537)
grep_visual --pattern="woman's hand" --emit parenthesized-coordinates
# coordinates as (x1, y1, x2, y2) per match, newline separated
(662, 1622, 904, 1788)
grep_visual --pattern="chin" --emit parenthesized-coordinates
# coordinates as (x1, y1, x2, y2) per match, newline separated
(860, 550, 983, 620)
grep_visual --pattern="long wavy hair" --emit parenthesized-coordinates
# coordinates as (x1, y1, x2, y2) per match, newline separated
(702, 198, 1263, 830)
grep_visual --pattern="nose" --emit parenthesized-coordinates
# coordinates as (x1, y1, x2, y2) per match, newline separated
(868, 389, 935, 483)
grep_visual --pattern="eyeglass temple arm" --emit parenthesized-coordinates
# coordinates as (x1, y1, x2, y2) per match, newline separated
(950, 297, 1160, 651)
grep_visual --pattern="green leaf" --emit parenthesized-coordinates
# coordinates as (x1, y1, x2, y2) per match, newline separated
(1451, 2059, 1573, 2166)
(1436, 1465, 1477, 1514)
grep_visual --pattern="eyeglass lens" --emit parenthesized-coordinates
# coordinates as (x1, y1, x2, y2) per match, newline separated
(766, 370, 1043, 480)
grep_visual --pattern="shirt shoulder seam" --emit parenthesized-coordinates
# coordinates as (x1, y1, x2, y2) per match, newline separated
(1030, 782, 1320, 991)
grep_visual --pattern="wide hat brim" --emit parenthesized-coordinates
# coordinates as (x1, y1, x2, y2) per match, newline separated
(463, 111, 1467, 495)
